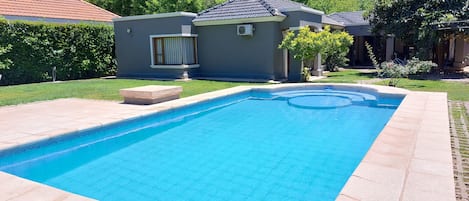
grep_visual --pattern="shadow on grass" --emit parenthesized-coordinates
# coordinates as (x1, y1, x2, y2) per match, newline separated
(326, 71, 377, 79)
(402, 84, 427, 88)
(359, 72, 378, 78)
(408, 70, 468, 81)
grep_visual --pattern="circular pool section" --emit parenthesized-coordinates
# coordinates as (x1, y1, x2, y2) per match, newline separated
(288, 95, 352, 109)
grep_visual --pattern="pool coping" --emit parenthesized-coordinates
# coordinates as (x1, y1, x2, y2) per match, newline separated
(0, 83, 455, 201)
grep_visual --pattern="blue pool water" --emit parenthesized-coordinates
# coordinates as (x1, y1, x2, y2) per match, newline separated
(0, 86, 403, 201)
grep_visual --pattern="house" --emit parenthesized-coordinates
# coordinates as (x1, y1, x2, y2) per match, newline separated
(113, 0, 343, 81)
(434, 20, 469, 69)
(329, 11, 395, 66)
(0, 0, 119, 23)
(330, 11, 469, 69)
(453, 35, 469, 69)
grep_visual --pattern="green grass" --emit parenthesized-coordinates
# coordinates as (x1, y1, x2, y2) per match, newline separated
(381, 79, 469, 101)
(0, 79, 261, 106)
(316, 69, 375, 83)
(1, 69, 468, 106)
(320, 69, 469, 101)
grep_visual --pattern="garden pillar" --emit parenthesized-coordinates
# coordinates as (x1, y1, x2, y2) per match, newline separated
(312, 53, 322, 76)
(454, 37, 469, 69)
(386, 37, 395, 61)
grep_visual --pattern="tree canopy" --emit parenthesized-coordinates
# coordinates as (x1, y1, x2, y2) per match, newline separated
(86, 0, 373, 16)
(86, 0, 224, 16)
(297, 0, 372, 14)
(367, 0, 468, 59)
(279, 26, 353, 74)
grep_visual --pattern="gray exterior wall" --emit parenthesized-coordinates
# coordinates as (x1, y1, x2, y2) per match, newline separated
(114, 16, 196, 79)
(196, 22, 285, 80)
(281, 11, 322, 30)
(113, 10, 324, 82)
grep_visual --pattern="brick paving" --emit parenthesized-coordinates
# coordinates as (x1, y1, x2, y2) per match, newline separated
(450, 101, 469, 200)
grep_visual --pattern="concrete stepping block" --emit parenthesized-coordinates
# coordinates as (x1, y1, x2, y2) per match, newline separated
(120, 85, 183, 105)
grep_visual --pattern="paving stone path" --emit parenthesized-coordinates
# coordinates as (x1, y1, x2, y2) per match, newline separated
(450, 101, 469, 200)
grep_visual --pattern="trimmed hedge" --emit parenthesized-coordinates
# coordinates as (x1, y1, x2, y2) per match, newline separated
(0, 19, 116, 85)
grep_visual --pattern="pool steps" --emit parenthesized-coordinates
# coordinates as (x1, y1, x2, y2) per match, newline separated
(270, 89, 400, 108)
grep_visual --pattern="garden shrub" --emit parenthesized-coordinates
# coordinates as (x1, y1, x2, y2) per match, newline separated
(279, 26, 353, 81)
(0, 19, 116, 85)
(302, 67, 312, 82)
(0, 44, 12, 70)
(380, 58, 436, 86)
(323, 30, 354, 72)
(379, 61, 407, 86)
(366, 41, 436, 86)
(406, 57, 437, 74)
(365, 41, 379, 69)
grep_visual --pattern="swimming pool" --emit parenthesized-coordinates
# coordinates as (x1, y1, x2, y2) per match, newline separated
(0, 86, 403, 201)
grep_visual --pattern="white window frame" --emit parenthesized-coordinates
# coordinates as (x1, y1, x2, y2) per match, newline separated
(149, 34, 199, 69)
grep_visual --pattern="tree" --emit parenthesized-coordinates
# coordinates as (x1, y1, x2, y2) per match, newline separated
(279, 26, 327, 81)
(144, 0, 225, 14)
(323, 29, 354, 71)
(279, 26, 353, 80)
(295, 0, 373, 14)
(86, 0, 146, 16)
(86, 0, 225, 16)
(88, 0, 374, 16)
(367, 0, 468, 60)
(358, 0, 373, 11)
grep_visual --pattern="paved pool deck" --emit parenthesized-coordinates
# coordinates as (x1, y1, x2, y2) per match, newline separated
(0, 83, 455, 201)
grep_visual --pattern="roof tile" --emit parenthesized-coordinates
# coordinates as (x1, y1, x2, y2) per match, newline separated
(0, 0, 119, 23)
(328, 11, 368, 26)
(194, 0, 320, 22)
(322, 15, 344, 27)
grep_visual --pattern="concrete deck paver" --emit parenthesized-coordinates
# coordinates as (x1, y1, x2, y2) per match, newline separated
(340, 175, 404, 201)
(339, 90, 455, 201)
(0, 172, 94, 201)
(410, 158, 454, 177)
(0, 84, 455, 201)
(402, 172, 456, 201)
(361, 149, 410, 169)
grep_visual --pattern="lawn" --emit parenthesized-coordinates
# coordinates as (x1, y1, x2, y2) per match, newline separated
(318, 70, 469, 101)
(315, 69, 375, 83)
(1, 69, 468, 106)
(386, 79, 469, 101)
(0, 79, 260, 106)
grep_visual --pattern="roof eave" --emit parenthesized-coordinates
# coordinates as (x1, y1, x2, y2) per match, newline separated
(113, 12, 197, 22)
(281, 6, 324, 15)
(3, 15, 113, 23)
(322, 22, 345, 28)
(345, 23, 370, 26)
(193, 15, 286, 26)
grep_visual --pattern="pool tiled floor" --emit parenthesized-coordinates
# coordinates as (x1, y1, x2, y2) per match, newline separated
(0, 84, 455, 201)
(337, 91, 455, 201)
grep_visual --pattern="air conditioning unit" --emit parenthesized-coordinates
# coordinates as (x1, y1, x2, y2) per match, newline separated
(237, 24, 254, 36)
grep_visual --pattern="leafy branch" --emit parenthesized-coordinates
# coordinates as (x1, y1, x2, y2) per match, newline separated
(0, 44, 12, 70)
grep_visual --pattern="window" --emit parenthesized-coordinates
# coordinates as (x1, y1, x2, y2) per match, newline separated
(150, 35, 198, 68)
